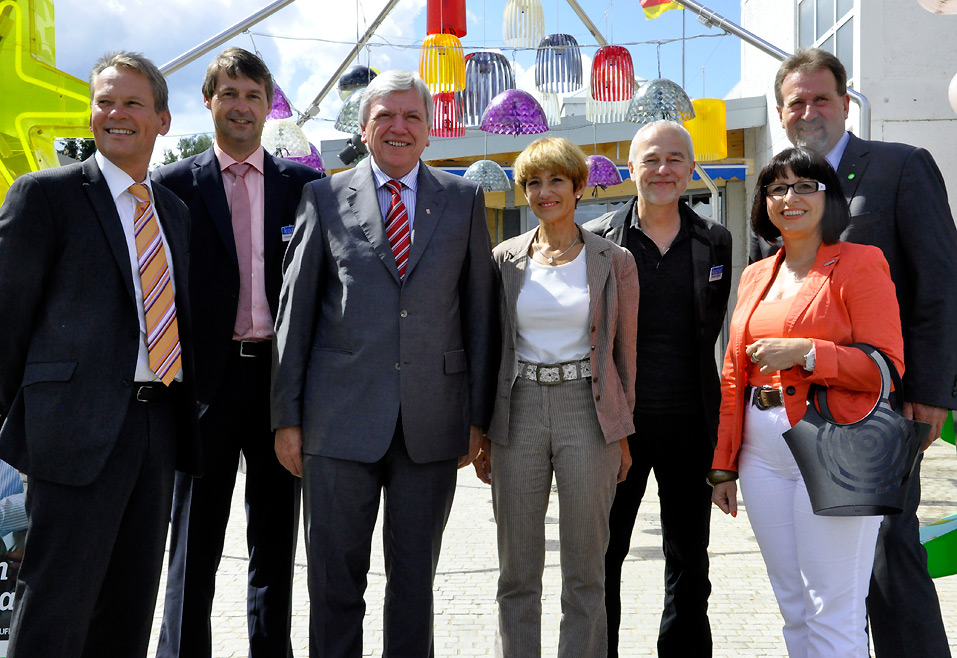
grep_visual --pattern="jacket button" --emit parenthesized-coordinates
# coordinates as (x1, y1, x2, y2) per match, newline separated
(394, 363, 401, 371)
(595, 395, 601, 401)
(590, 345, 596, 351)
(592, 377, 598, 383)
(400, 310, 408, 318)
(591, 326, 597, 332)
(786, 386, 796, 395)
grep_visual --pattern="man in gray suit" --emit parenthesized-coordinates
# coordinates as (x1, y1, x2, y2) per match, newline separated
(271, 69, 497, 658)
(0, 52, 201, 657)
(755, 48, 957, 658)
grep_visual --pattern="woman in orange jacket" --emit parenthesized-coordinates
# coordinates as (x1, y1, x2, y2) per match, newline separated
(709, 147, 903, 658)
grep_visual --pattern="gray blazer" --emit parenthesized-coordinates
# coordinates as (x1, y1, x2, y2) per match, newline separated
(487, 227, 639, 445)
(271, 159, 497, 464)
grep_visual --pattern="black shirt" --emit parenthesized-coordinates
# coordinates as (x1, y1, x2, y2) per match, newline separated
(626, 208, 702, 414)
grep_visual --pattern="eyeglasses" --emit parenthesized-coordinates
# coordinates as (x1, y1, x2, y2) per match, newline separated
(764, 180, 826, 197)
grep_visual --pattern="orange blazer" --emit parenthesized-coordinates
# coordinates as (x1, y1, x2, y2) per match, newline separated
(713, 241, 904, 472)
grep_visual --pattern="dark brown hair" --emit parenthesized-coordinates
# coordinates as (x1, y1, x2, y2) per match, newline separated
(202, 47, 274, 108)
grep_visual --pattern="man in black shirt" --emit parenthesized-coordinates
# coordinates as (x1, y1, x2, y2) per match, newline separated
(585, 120, 732, 657)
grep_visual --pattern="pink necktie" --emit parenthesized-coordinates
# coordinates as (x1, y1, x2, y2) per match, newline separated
(128, 183, 181, 386)
(384, 180, 411, 279)
(228, 163, 253, 336)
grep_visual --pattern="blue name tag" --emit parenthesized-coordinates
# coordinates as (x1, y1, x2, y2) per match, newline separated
(281, 225, 294, 242)
(709, 265, 724, 282)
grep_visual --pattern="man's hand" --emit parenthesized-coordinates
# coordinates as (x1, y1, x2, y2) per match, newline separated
(904, 401, 949, 451)
(275, 425, 304, 477)
(472, 436, 492, 485)
(712, 481, 738, 518)
(459, 425, 485, 469)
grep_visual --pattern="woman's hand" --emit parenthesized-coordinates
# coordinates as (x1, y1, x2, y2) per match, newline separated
(746, 338, 813, 374)
(617, 438, 632, 483)
(472, 436, 492, 485)
(712, 481, 738, 518)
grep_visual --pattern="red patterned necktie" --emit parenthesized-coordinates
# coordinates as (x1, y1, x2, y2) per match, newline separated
(384, 179, 411, 279)
(129, 183, 181, 386)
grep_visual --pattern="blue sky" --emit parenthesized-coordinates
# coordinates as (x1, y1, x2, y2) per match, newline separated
(50, 0, 742, 162)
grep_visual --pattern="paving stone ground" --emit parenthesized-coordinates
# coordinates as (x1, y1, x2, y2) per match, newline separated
(147, 439, 957, 657)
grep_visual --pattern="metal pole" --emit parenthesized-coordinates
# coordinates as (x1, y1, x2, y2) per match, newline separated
(159, 0, 299, 76)
(673, 0, 870, 139)
(564, 0, 609, 47)
(695, 163, 721, 228)
(295, 0, 402, 126)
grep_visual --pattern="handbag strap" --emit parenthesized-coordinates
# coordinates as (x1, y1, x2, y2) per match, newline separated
(812, 343, 904, 422)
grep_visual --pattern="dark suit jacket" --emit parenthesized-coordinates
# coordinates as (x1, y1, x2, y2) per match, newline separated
(750, 133, 957, 410)
(0, 157, 201, 486)
(584, 199, 733, 443)
(271, 159, 497, 464)
(153, 148, 324, 404)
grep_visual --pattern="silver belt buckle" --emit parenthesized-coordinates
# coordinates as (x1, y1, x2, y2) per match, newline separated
(136, 384, 152, 402)
(239, 341, 257, 358)
(536, 364, 563, 385)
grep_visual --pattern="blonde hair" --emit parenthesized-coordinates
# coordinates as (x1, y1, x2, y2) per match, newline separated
(513, 137, 589, 191)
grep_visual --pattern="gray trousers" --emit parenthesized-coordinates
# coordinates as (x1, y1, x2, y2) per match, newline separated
(491, 377, 621, 658)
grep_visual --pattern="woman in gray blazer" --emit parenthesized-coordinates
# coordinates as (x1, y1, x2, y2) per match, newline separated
(473, 137, 638, 657)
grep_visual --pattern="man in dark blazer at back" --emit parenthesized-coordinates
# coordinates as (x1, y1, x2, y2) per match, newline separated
(0, 52, 201, 658)
(754, 48, 957, 658)
(585, 120, 732, 657)
(153, 48, 323, 658)
(271, 69, 497, 658)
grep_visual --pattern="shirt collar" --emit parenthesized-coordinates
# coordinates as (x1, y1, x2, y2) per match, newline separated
(96, 151, 151, 202)
(825, 130, 851, 171)
(214, 142, 265, 174)
(370, 158, 419, 193)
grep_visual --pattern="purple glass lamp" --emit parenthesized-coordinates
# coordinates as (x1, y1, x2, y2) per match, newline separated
(586, 154, 623, 194)
(479, 89, 548, 135)
(267, 83, 293, 120)
(289, 142, 326, 173)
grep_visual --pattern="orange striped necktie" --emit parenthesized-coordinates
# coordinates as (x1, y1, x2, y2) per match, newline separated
(129, 184, 182, 386)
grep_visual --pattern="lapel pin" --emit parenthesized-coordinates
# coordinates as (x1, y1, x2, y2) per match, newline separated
(847, 173, 856, 180)
(426, 208, 431, 215)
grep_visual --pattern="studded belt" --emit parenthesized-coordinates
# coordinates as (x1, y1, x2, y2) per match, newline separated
(517, 359, 592, 386)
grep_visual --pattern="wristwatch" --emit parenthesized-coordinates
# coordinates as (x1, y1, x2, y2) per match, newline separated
(803, 344, 816, 372)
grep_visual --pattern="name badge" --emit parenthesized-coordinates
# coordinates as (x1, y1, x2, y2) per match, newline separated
(281, 225, 294, 242)
(709, 265, 724, 282)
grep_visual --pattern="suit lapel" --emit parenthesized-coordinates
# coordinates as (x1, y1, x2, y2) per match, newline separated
(501, 229, 536, 341)
(194, 149, 237, 268)
(783, 242, 841, 335)
(262, 153, 289, 273)
(582, 230, 611, 326)
(688, 213, 713, 334)
(347, 161, 399, 281)
(82, 158, 136, 302)
(405, 164, 445, 279)
(836, 133, 869, 203)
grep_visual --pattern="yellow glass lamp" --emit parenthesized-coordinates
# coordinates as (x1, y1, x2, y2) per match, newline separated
(683, 98, 727, 162)
(419, 33, 466, 93)
(0, 0, 93, 204)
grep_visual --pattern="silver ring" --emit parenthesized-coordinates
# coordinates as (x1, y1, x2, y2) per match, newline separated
(750, 353, 759, 363)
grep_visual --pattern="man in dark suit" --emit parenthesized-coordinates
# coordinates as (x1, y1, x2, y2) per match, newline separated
(0, 52, 201, 658)
(754, 47, 957, 658)
(585, 120, 732, 658)
(271, 69, 497, 658)
(153, 48, 323, 658)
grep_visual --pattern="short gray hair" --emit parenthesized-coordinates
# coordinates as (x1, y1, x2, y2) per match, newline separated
(629, 120, 695, 164)
(90, 51, 168, 113)
(359, 70, 433, 127)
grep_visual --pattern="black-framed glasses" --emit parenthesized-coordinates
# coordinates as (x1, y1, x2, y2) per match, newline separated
(764, 180, 826, 197)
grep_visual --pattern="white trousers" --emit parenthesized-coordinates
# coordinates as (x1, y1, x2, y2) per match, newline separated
(738, 403, 882, 658)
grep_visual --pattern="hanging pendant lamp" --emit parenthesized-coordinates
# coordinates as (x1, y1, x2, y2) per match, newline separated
(503, 0, 545, 48)
(588, 45, 636, 123)
(432, 92, 466, 137)
(267, 83, 293, 120)
(334, 88, 364, 134)
(683, 98, 726, 161)
(480, 89, 549, 135)
(420, 33, 466, 93)
(288, 142, 326, 173)
(464, 160, 512, 192)
(261, 119, 310, 158)
(337, 65, 377, 100)
(626, 78, 695, 125)
(586, 154, 623, 189)
(458, 51, 516, 128)
(535, 34, 583, 94)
